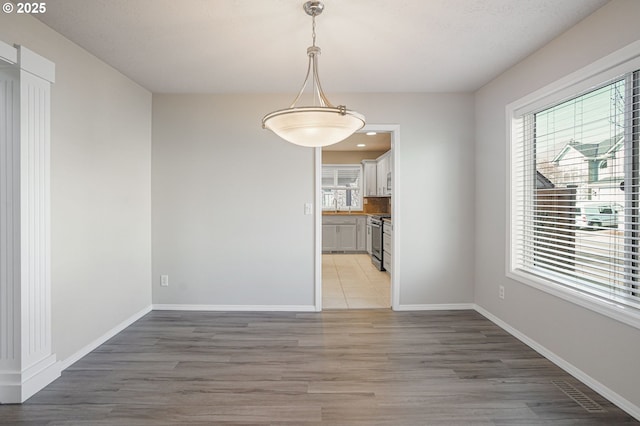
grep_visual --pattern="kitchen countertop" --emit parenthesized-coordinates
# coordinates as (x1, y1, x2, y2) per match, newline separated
(322, 212, 369, 216)
(322, 212, 392, 222)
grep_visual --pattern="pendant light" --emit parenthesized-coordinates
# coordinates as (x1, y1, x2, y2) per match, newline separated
(262, 1, 365, 147)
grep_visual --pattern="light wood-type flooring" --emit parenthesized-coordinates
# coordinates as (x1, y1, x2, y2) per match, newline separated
(1, 310, 637, 425)
(322, 254, 391, 309)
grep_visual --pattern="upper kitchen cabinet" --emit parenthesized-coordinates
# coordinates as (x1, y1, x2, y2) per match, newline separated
(376, 151, 392, 197)
(362, 160, 377, 197)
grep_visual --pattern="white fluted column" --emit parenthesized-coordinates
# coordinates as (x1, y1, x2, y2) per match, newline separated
(0, 42, 59, 403)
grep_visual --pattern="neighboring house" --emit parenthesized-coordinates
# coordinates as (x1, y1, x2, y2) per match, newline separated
(552, 134, 624, 202)
(536, 170, 555, 189)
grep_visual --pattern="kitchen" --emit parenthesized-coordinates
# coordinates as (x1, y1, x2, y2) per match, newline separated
(321, 131, 393, 309)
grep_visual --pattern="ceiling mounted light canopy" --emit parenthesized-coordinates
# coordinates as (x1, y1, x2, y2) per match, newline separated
(262, 1, 365, 148)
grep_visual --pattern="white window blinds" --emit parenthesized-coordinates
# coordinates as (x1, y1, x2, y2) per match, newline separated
(511, 70, 640, 311)
(322, 165, 363, 211)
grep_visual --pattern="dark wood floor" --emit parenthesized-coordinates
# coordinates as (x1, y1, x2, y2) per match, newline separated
(1, 310, 637, 425)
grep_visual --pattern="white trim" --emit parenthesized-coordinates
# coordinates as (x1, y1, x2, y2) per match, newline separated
(386, 125, 401, 310)
(0, 40, 17, 65)
(474, 304, 640, 422)
(0, 44, 57, 404)
(507, 269, 640, 330)
(152, 304, 316, 312)
(510, 40, 640, 117)
(17, 46, 55, 83)
(20, 355, 59, 402)
(0, 354, 60, 403)
(58, 305, 152, 371)
(314, 147, 323, 312)
(394, 303, 475, 311)
(505, 108, 518, 284)
(19, 68, 53, 369)
(506, 39, 640, 330)
(314, 124, 401, 311)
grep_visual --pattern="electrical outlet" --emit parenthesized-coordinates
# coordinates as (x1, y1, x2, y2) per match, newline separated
(499, 285, 505, 300)
(161, 275, 169, 287)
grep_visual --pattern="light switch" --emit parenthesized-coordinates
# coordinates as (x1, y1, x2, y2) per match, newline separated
(304, 203, 313, 215)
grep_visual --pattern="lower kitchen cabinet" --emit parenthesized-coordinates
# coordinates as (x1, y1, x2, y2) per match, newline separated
(383, 220, 392, 273)
(366, 220, 372, 255)
(322, 225, 338, 251)
(337, 224, 357, 251)
(356, 217, 366, 251)
(322, 215, 367, 253)
(383, 251, 392, 273)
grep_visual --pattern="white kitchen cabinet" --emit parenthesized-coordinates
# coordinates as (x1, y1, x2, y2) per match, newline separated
(383, 250, 392, 273)
(376, 157, 386, 196)
(376, 151, 392, 196)
(362, 160, 377, 197)
(322, 215, 367, 253)
(322, 225, 339, 251)
(323, 224, 356, 252)
(356, 217, 366, 251)
(383, 220, 392, 273)
(337, 224, 357, 251)
(366, 218, 372, 255)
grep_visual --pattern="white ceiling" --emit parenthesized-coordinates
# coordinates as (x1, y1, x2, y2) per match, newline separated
(323, 132, 391, 152)
(34, 0, 608, 94)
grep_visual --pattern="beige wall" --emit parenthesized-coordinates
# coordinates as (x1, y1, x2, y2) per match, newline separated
(475, 0, 640, 413)
(0, 13, 152, 361)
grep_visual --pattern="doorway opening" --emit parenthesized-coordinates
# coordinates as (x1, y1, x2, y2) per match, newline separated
(315, 125, 399, 311)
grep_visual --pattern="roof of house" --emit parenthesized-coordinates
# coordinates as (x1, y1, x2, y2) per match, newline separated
(536, 171, 555, 189)
(552, 134, 624, 163)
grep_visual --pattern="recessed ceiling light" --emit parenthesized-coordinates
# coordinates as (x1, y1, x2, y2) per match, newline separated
(357, 143, 366, 147)
(366, 132, 377, 136)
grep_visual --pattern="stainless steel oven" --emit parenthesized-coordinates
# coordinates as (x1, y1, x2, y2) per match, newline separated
(370, 215, 389, 271)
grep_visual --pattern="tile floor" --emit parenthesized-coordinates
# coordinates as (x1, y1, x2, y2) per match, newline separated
(322, 253, 391, 309)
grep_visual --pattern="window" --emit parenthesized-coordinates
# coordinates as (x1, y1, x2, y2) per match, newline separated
(508, 45, 640, 323)
(322, 165, 363, 211)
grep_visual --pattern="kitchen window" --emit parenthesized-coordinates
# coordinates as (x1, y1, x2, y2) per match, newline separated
(508, 43, 640, 326)
(322, 165, 363, 211)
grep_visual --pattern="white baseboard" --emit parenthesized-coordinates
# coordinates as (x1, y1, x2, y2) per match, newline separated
(474, 304, 640, 422)
(394, 303, 475, 311)
(152, 304, 317, 312)
(0, 354, 60, 403)
(58, 305, 152, 371)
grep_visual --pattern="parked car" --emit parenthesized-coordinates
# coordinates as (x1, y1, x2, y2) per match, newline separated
(575, 203, 622, 229)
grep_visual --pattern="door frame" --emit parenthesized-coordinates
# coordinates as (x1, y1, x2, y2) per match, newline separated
(314, 124, 401, 311)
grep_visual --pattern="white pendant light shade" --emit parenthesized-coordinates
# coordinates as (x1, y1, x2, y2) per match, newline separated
(262, 1, 365, 147)
(262, 106, 365, 147)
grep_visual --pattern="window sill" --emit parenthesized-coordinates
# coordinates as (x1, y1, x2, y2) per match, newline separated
(507, 268, 640, 330)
